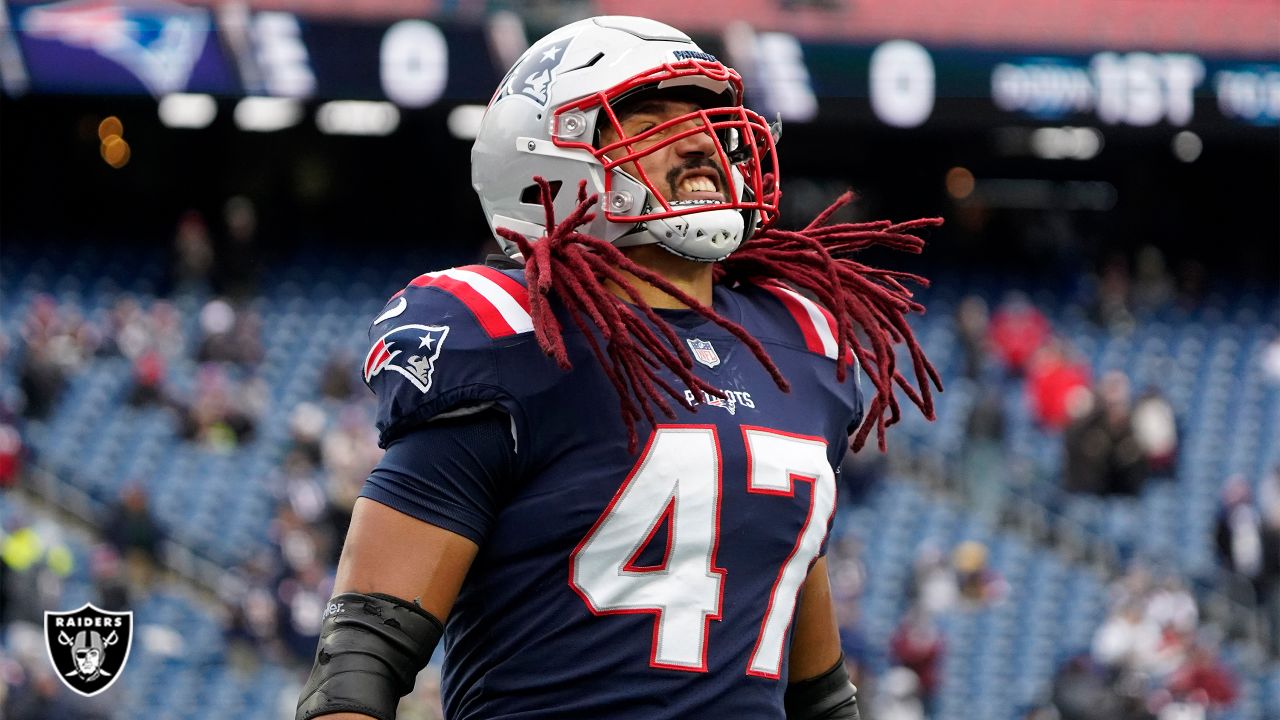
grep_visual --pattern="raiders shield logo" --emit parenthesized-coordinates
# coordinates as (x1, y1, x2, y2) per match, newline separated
(44, 603, 133, 697)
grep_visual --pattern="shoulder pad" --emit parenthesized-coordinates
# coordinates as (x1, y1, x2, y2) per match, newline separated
(752, 281, 842, 361)
(363, 265, 534, 445)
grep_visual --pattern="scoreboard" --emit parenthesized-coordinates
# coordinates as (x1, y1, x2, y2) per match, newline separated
(1, 0, 1276, 134)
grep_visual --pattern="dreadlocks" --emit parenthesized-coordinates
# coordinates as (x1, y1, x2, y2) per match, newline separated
(496, 176, 942, 453)
(719, 192, 943, 451)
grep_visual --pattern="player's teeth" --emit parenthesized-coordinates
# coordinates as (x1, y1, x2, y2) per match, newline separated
(680, 177, 716, 193)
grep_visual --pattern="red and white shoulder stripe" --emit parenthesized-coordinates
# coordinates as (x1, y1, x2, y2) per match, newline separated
(756, 282, 840, 361)
(402, 265, 533, 339)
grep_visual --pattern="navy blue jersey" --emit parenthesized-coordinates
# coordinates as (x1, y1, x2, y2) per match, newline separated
(360, 264, 862, 720)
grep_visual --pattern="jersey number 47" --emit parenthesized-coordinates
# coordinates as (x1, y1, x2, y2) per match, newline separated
(570, 425, 836, 679)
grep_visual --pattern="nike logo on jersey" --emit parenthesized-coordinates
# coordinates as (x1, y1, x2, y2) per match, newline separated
(374, 296, 408, 325)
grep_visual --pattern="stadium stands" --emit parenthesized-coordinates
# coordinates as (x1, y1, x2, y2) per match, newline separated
(1, 244, 1277, 719)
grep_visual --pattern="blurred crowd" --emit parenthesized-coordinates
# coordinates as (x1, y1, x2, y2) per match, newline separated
(1053, 563, 1240, 720)
(827, 533, 1010, 720)
(1, 198, 443, 716)
(1, 227, 1276, 719)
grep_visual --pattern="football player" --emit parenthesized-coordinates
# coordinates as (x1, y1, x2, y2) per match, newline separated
(297, 15, 940, 720)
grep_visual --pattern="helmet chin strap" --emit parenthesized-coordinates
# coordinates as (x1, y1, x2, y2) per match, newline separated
(644, 206, 745, 262)
(609, 188, 746, 262)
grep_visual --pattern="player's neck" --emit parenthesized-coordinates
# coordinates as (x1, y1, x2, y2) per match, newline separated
(613, 244, 714, 309)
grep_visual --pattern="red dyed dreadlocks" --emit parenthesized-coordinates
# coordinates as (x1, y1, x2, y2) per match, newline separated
(495, 176, 942, 453)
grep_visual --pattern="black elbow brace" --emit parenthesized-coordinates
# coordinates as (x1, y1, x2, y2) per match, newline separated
(295, 592, 444, 720)
(785, 655, 861, 720)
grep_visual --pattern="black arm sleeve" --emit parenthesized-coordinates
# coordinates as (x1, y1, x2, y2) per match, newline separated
(785, 655, 861, 720)
(360, 408, 520, 545)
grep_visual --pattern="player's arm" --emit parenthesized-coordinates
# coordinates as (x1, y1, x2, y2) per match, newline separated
(296, 409, 518, 720)
(786, 557, 861, 720)
(298, 502, 477, 720)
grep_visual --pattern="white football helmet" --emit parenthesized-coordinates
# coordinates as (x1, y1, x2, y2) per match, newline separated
(472, 16, 780, 262)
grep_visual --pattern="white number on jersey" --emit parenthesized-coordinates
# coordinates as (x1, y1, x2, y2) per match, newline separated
(570, 424, 837, 676)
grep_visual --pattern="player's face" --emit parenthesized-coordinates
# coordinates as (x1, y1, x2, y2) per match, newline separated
(598, 98, 728, 204)
(76, 648, 100, 674)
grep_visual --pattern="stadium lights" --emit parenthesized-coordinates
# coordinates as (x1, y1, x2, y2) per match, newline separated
(158, 93, 217, 129)
(945, 167, 975, 200)
(1029, 126, 1103, 160)
(447, 104, 486, 140)
(233, 97, 303, 132)
(316, 100, 400, 136)
(1172, 130, 1203, 162)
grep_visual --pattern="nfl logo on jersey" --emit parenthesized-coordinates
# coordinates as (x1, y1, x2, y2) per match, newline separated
(686, 338, 720, 368)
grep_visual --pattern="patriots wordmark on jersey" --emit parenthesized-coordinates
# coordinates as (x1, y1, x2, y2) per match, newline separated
(361, 264, 862, 719)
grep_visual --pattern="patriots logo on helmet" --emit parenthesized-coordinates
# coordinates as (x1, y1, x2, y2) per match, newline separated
(498, 40, 569, 106)
(20, 0, 210, 96)
(364, 324, 451, 393)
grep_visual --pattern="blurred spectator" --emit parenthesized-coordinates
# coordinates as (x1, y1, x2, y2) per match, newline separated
(220, 555, 285, 668)
(1214, 477, 1278, 607)
(1131, 245, 1174, 314)
(962, 383, 1008, 522)
(1090, 255, 1135, 331)
(101, 297, 148, 360)
(871, 666, 926, 720)
(989, 291, 1050, 376)
(141, 303, 184, 365)
(0, 419, 22, 488)
(177, 364, 262, 449)
(100, 298, 185, 364)
(215, 195, 264, 299)
(90, 544, 130, 611)
(102, 484, 163, 591)
(909, 544, 958, 615)
(828, 534, 867, 602)
(0, 517, 74, 625)
(888, 605, 943, 711)
(837, 435, 886, 506)
(1260, 465, 1280, 523)
(197, 299, 264, 367)
(171, 209, 215, 294)
(1264, 334, 1280, 387)
(1164, 640, 1238, 710)
(952, 540, 1007, 608)
(1064, 371, 1147, 495)
(288, 402, 327, 468)
(126, 349, 169, 407)
(1051, 654, 1153, 720)
(277, 559, 332, 662)
(196, 298, 238, 363)
(1146, 576, 1198, 637)
(1, 667, 114, 720)
(319, 349, 360, 400)
(1027, 338, 1091, 430)
(320, 405, 381, 545)
(17, 340, 65, 420)
(1092, 599, 1161, 674)
(277, 450, 330, 540)
(1130, 387, 1178, 476)
(955, 295, 991, 379)
(826, 534, 872, 695)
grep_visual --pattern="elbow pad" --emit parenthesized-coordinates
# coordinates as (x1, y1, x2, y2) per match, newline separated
(785, 655, 861, 720)
(296, 592, 444, 720)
